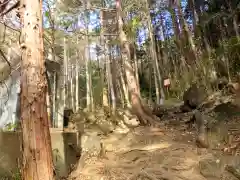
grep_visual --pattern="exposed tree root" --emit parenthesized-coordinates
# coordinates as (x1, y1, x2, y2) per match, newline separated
(131, 100, 161, 127)
(128, 170, 159, 180)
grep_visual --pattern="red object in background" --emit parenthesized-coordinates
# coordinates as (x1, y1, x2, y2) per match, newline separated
(164, 78, 170, 87)
(116, 0, 120, 7)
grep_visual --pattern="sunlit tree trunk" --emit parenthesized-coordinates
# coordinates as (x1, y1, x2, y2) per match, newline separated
(101, 47, 109, 108)
(57, 69, 64, 128)
(157, 21, 169, 77)
(84, 5, 93, 111)
(169, 8, 187, 69)
(145, 0, 165, 104)
(46, 73, 52, 127)
(119, 60, 130, 107)
(116, 64, 125, 107)
(63, 37, 67, 108)
(153, 58, 160, 103)
(117, 0, 157, 125)
(85, 45, 92, 111)
(75, 54, 79, 111)
(176, 0, 198, 65)
(89, 61, 94, 111)
(102, 56, 109, 107)
(106, 43, 116, 114)
(20, 0, 55, 178)
(71, 64, 75, 111)
(52, 72, 57, 126)
(148, 57, 153, 104)
(133, 43, 140, 94)
(110, 45, 120, 106)
(169, 8, 181, 49)
(100, 8, 110, 108)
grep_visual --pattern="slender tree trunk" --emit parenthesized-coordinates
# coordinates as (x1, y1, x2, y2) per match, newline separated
(75, 55, 79, 111)
(169, 8, 187, 69)
(20, 0, 55, 178)
(53, 72, 56, 127)
(46, 73, 52, 127)
(70, 64, 75, 111)
(117, 65, 125, 107)
(110, 45, 120, 106)
(117, 0, 157, 125)
(107, 44, 116, 114)
(99, 8, 109, 108)
(145, 0, 165, 103)
(153, 58, 160, 104)
(177, 0, 198, 65)
(63, 37, 67, 108)
(85, 46, 91, 111)
(84, 11, 92, 111)
(148, 56, 153, 104)
(133, 44, 140, 94)
(102, 58, 109, 107)
(119, 61, 130, 107)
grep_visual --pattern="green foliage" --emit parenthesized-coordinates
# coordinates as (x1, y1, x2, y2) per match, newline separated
(59, 17, 77, 30)
(45, 11, 50, 19)
(214, 36, 240, 76)
(123, 17, 142, 39)
(4, 122, 17, 131)
(225, 36, 240, 75)
(139, 72, 156, 100)
(10, 170, 21, 180)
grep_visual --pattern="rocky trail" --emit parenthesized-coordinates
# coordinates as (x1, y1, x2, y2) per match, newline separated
(69, 117, 240, 180)
(67, 84, 240, 180)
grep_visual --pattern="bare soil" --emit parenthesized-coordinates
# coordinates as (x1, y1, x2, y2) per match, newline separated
(69, 116, 240, 180)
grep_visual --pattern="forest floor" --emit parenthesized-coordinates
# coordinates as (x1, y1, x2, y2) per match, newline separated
(69, 109, 240, 180)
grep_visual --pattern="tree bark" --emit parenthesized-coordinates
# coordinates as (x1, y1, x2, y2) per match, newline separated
(20, 0, 55, 179)
(116, 0, 158, 125)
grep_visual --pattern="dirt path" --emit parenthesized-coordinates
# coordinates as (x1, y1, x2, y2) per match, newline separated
(70, 123, 240, 180)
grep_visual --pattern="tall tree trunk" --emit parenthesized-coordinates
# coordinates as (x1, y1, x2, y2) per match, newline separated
(169, 8, 187, 68)
(20, 0, 55, 178)
(148, 55, 153, 104)
(99, 8, 109, 108)
(63, 37, 67, 108)
(110, 45, 120, 106)
(107, 44, 116, 114)
(102, 57, 109, 107)
(145, 0, 165, 103)
(84, 9, 93, 111)
(46, 73, 52, 127)
(52, 72, 57, 127)
(75, 54, 79, 111)
(133, 43, 140, 94)
(119, 60, 130, 107)
(176, 0, 198, 65)
(70, 64, 75, 111)
(116, 0, 157, 125)
(85, 44, 92, 111)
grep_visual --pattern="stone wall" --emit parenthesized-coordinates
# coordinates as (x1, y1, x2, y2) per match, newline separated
(0, 129, 80, 178)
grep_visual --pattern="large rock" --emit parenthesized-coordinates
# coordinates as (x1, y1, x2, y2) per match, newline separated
(181, 83, 207, 112)
(199, 155, 223, 179)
